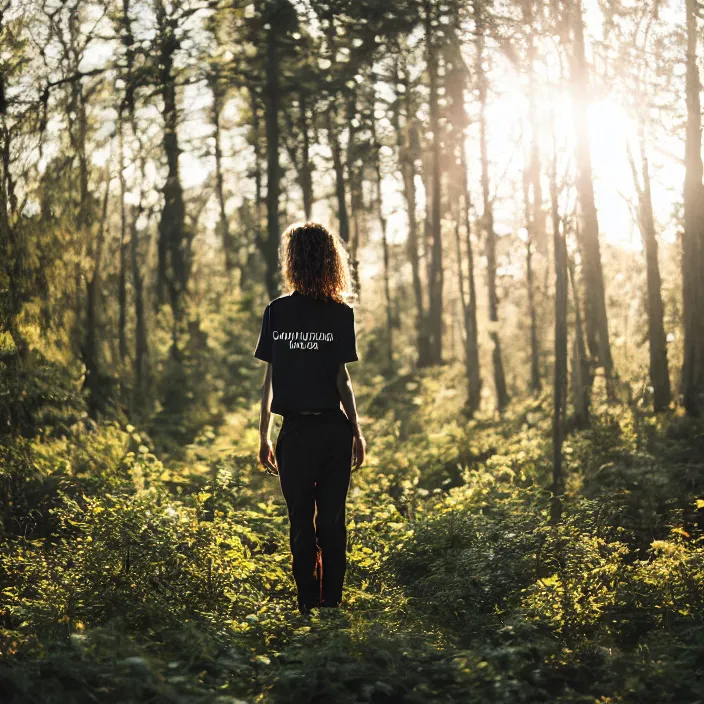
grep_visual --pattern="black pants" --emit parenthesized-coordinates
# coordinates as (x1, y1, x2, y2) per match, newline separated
(275, 407, 354, 611)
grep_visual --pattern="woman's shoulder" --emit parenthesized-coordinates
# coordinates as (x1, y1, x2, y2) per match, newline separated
(266, 292, 355, 317)
(267, 293, 294, 309)
(328, 299, 355, 320)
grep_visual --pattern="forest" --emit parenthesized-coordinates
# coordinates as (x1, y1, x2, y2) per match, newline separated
(2, 0, 704, 701)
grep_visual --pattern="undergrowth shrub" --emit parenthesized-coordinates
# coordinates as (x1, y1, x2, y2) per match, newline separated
(389, 471, 548, 635)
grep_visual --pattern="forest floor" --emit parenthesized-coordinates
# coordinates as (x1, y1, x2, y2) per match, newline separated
(2, 365, 704, 703)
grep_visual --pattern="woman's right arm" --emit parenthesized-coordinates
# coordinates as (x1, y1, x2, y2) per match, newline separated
(258, 363, 278, 475)
(336, 363, 366, 470)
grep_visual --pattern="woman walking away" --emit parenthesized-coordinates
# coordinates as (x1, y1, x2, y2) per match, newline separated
(254, 222, 367, 615)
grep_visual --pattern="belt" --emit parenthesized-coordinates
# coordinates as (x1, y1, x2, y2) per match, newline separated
(283, 408, 343, 418)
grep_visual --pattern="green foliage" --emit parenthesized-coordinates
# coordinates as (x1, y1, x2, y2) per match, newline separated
(2, 369, 704, 703)
(0, 346, 86, 438)
(145, 298, 264, 456)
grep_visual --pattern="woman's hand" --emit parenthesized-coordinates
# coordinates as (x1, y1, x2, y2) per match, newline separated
(351, 425, 366, 472)
(258, 364, 277, 476)
(259, 439, 278, 476)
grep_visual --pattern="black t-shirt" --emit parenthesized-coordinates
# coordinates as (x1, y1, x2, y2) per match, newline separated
(253, 291, 358, 416)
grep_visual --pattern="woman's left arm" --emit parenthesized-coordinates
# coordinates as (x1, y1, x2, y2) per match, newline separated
(336, 363, 366, 470)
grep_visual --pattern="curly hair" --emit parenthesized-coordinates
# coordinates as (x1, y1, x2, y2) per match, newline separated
(280, 222, 352, 304)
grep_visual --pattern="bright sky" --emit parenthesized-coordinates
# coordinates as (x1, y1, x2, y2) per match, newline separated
(81, 0, 688, 264)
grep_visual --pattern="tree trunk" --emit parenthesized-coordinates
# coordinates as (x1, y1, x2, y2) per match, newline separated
(121, 0, 137, 119)
(372, 115, 394, 373)
(527, 236, 541, 394)
(461, 150, 482, 415)
(118, 0, 136, 370)
(420, 151, 434, 313)
(568, 253, 590, 427)
(475, 0, 509, 411)
(396, 58, 430, 367)
(523, 165, 541, 394)
(68, 60, 90, 357)
(131, 200, 148, 414)
(263, 22, 281, 299)
(83, 170, 111, 418)
(349, 197, 361, 298)
(346, 92, 361, 297)
(568, 0, 613, 378)
(523, 2, 543, 392)
(156, 0, 189, 326)
(401, 122, 429, 366)
(627, 137, 671, 412)
(118, 110, 128, 364)
(130, 142, 150, 415)
(327, 105, 350, 246)
(682, 0, 704, 416)
(243, 86, 263, 296)
(453, 198, 481, 414)
(446, 36, 481, 413)
(550, 126, 567, 525)
(1, 101, 24, 352)
(300, 92, 313, 221)
(524, 0, 547, 255)
(426, 1, 444, 365)
(212, 75, 235, 271)
(0, 115, 11, 330)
